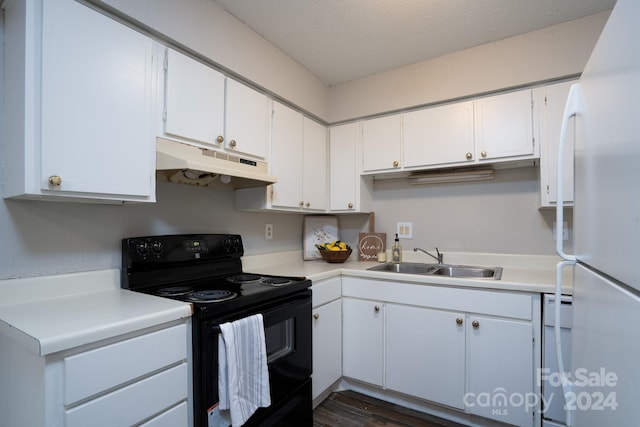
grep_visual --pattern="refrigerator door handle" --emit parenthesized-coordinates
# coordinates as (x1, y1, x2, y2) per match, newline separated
(555, 260, 576, 427)
(556, 83, 580, 261)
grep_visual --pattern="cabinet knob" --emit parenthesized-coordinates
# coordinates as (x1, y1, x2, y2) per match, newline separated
(216, 135, 224, 143)
(305, 202, 310, 207)
(472, 320, 480, 328)
(348, 203, 354, 209)
(456, 317, 463, 325)
(374, 305, 380, 313)
(299, 201, 304, 206)
(229, 139, 237, 147)
(48, 175, 62, 186)
(313, 313, 320, 320)
(480, 151, 487, 158)
(465, 152, 473, 160)
(393, 160, 399, 167)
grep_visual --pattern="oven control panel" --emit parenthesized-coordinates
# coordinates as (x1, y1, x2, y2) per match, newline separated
(123, 234, 244, 262)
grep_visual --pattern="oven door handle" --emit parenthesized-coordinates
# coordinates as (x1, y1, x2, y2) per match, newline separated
(209, 292, 310, 332)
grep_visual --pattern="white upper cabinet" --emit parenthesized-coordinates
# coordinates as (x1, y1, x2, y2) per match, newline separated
(474, 89, 536, 161)
(329, 123, 373, 213)
(225, 79, 270, 159)
(163, 49, 269, 160)
(270, 101, 304, 209)
(362, 115, 402, 172)
(537, 80, 575, 207)
(164, 48, 225, 146)
(3, 0, 158, 202)
(302, 117, 328, 211)
(361, 88, 537, 176)
(403, 101, 475, 168)
(237, 101, 326, 212)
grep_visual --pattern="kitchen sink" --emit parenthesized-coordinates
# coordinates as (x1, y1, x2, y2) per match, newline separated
(367, 262, 502, 280)
(367, 262, 439, 275)
(429, 265, 502, 279)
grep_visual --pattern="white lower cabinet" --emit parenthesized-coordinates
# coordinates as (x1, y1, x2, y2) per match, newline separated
(385, 304, 466, 410)
(1, 321, 190, 427)
(342, 298, 384, 387)
(341, 277, 540, 427)
(311, 277, 343, 402)
(467, 315, 534, 427)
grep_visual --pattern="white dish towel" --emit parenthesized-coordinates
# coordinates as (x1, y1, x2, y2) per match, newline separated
(218, 314, 271, 427)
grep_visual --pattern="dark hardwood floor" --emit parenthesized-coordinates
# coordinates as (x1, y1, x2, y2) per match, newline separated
(313, 391, 470, 427)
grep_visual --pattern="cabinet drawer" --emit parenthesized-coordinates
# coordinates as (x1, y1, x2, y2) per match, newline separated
(63, 324, 187, 405)
(342, 277, 533, 320)
(139, 401, 189, 427)
(65, 363, 188, 427)
(312, 277, 341, 307)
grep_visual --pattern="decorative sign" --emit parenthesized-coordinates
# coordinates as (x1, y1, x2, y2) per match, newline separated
(358, 233, 386, 261)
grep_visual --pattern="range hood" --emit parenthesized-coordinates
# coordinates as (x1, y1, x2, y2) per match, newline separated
(156, 138, 277, 189)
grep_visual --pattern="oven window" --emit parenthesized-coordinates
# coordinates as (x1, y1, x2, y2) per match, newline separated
(265, 318, 294, 363)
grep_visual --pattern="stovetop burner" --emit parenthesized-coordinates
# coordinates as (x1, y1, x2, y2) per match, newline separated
(156, 286, 194, 296)
(185, 289, 237, 303)
(226, 274, 262, 284)
(260, 277, 292, 287)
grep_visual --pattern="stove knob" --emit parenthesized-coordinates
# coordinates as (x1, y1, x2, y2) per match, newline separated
(136, 241, 150, 256)
(151, 241, 163, 255)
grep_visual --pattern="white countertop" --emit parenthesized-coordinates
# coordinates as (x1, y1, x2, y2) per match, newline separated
(0, 269, 192, 356)
(0, 250, 571, 356)
(243, 250, 574, 294)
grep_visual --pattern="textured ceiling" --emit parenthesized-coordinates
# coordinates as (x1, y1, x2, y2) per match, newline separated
(212, 0, 616, 86)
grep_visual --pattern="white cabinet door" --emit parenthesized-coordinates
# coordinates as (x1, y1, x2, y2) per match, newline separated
(312, 299, 342, 400)
(342, 298, 384, 386)
(385, 304, 465, 409)
(538, 81, 575, 207)
(403, 101, 475, 168)
(468, 315, 534, 427)
(225, 79, 270, 159)
(302, 117, 327, 211)
(362, 115, 402, 172)
(329, 123, 358, 211)
(474, 89, 535, 161)
(329, 123, 372, 212)
(164, 48, 225, 147)
(38, 0, 156, 200)
(271, 101, 303, 209)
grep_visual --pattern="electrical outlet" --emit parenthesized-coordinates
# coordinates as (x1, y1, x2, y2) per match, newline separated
(397, 222, 413, 239)
(265, 224, 273, 240)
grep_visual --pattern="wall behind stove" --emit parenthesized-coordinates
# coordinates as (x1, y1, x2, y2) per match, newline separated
(0, 182, 306, 279)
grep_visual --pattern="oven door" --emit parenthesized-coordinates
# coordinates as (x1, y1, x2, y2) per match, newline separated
(194, 290, 312, 427)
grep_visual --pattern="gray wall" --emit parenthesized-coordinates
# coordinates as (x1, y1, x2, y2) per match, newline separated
(367, 167, 572, 256)
(0, 182, 306, 279)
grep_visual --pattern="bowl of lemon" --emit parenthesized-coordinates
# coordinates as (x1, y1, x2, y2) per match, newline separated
(315, 241, 352, 263)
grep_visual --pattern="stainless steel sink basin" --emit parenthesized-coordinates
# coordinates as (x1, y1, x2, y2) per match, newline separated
(367, 262, 439, 275)
(429, 265, 503, 279)
(367, 262, 502, 280)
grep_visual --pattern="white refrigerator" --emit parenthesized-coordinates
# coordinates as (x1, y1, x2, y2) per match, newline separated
(555, 0, 640, 425)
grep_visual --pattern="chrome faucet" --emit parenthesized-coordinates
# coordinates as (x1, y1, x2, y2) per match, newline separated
(414, 247, 443, 264)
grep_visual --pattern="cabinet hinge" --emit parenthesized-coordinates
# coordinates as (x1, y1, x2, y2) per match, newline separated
(544, 95, 548, 106)
(163, 53, 169, 72)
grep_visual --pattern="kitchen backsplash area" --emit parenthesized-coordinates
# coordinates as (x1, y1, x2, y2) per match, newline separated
(0, 167, 569, 280)
(0, 182, 303, 279)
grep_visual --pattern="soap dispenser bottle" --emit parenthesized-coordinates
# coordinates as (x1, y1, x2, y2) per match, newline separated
(392, 233, 402, 263)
